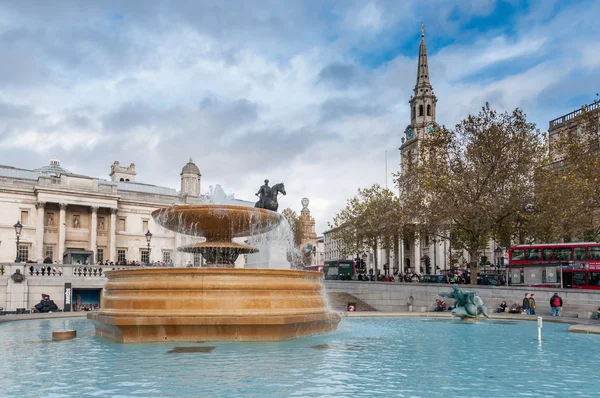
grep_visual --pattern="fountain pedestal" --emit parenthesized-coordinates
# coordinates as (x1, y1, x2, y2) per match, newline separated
(88, 268, 340, 343)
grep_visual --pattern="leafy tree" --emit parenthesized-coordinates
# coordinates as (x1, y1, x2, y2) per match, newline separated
(535, 97, 600, 241)
(329, 184, 403, 272)
(397, 104, 543, 283)
(281, 208, 303, 248)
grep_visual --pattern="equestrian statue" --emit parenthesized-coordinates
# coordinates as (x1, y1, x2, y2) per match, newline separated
(255, 179, 286, 212)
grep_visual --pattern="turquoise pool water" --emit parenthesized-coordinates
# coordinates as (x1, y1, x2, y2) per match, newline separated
(0, 317, 598, 397)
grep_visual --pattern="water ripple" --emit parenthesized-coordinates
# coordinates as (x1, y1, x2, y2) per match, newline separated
(0, 318, 599, 397)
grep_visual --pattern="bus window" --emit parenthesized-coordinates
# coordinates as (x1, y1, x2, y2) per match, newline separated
(554, 248, 572, 261)
(542, 249, 553, 261)
(588, 247, 600, 260)
(511, 249, 524, 261)
(588, 272, 600, 286)
(574, 247, 586, 260)
(526, 249, 541, 261)
(573, 272, 586, 286)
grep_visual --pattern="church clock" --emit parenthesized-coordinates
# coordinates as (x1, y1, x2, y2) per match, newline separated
(426, 123, 436, 133)
(406, 127, 414, 139)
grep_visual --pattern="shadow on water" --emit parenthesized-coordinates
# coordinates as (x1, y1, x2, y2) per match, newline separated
(167, 346, 216, 354)
(311, 344, 363, 351)
(420, 318, 520, 325)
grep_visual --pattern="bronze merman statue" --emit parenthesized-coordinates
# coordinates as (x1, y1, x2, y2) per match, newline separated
(439, 284, 490, 319)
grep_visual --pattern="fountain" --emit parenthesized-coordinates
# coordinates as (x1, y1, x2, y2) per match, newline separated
(87, 182, 341, 343)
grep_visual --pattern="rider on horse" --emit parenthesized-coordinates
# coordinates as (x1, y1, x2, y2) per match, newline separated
(255, 179, 270, 208)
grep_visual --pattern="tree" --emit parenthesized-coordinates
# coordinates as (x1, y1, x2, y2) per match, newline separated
(397, 103, 543, 283)
(281, 208, 302, 248)
(535, 97, 600, 241)
(329, 184, 403, 273)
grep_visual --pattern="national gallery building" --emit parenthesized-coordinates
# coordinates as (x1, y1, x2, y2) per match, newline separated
(0, 158, 249, 266)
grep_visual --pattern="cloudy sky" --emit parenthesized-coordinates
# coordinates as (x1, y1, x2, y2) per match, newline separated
(1, 0, 599, 234)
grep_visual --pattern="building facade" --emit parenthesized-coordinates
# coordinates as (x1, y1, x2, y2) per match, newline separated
(0, 158, 250, 266)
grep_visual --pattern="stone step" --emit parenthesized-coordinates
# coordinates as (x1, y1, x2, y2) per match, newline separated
(326, 292, 377, 312)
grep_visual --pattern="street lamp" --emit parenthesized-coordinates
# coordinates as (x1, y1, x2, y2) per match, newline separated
(145, 230, 152, 266)
(14, 221, 22, 262)
(494, 247, 503, 268)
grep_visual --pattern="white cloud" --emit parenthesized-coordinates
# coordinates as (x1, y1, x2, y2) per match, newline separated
(0, 0, 598, 235)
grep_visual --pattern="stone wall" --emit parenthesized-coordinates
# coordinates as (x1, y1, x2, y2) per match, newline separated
(324, 281, 600, 315)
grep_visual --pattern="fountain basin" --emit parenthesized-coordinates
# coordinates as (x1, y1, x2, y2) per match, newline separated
(87, 268, 341, 343)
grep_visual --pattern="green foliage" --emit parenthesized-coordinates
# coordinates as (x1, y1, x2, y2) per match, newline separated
(329, 184, 403, 265)
(281, 208, 303, 248)
(396, 103, 542, 282)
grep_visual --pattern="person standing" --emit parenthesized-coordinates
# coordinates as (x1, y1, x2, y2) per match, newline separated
(522, 293, 531, 315)
(550, 292, 563, 316)
(529, 294, 537, 315)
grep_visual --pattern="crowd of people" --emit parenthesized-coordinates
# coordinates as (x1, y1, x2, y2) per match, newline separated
(494, 292, 564, 316)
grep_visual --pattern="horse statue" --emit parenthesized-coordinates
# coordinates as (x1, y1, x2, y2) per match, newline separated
(255, 181, 286, 212)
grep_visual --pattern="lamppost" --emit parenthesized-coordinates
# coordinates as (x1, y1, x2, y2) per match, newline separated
(14, 221, 22, 262)
(145, 230, 152, 266)
(494, 246, 503, 269)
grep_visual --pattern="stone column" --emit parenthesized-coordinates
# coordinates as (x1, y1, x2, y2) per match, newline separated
(58, 203, 67, 263)
(412, 232, 421, 274)
(35, 201, 45, 262)
(90, 206, 99, 264)
(109, 208, 118, 262)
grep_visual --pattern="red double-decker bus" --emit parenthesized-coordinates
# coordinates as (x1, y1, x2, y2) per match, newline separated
(508, 242, 600, 289)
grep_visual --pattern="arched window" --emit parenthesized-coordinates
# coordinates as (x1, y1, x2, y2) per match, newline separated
(412, 107, 416, 119)
(427, 104, 431, 116)
(419, 105, 423, 116)
(120, 178, 124, 182)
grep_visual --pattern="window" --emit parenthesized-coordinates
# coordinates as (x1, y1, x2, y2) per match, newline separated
(118, 218, 126, 232)
(143, 220, 149, 232)
(542, 248, 553, 261)
(554, 248, 572, 261)
(419, 105, 423, 116)
(117, 249, 127, 262)
(141, 250, 149, 264)
(427, 104, 431, 116)
(526, 249, 541, 261)
(511, 249, 524, 261)
(97, 248, 104, 263)
(45, 246, 54, 261)
(588, 247, 600, 260)
(194, 253, 202, 267)
(17, 245, 29, 262)
(574, 247, 586, 260)
(20, 210, 29, 225)
(588, 272, 600, 286)
(163, 250, 172, 263)
(573, 272, 586, 286)
(98, 217, 106, 231)
(46, 212, 55, 227)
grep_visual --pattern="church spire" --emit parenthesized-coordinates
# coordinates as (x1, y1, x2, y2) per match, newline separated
(415, 21, 431, 91)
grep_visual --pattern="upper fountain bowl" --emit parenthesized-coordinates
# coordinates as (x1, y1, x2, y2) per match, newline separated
(151, 204, 282, 240)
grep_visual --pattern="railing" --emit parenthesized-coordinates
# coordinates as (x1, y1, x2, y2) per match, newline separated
(0, 263, 167, 279)
(549, 101, 600, 131)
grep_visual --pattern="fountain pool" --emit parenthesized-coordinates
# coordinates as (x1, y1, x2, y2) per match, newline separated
(1, 317, 599, 397)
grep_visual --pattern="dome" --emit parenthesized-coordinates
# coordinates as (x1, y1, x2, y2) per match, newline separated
(33, 159, 72, 176)
(181, 157, 200, 176)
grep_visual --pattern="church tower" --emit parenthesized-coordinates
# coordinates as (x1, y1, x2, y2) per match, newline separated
(399, 23, 439, 275)
(400, 23, 438, 168)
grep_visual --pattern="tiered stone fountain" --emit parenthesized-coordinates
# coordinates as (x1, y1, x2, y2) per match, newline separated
(88, 204, 340, 343)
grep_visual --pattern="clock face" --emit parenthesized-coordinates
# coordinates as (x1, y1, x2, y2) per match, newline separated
(426, 124, 435, 133)
(407, 127, 414, 139)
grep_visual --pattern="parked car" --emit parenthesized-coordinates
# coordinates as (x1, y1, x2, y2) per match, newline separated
(420, 274, 446, 284)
